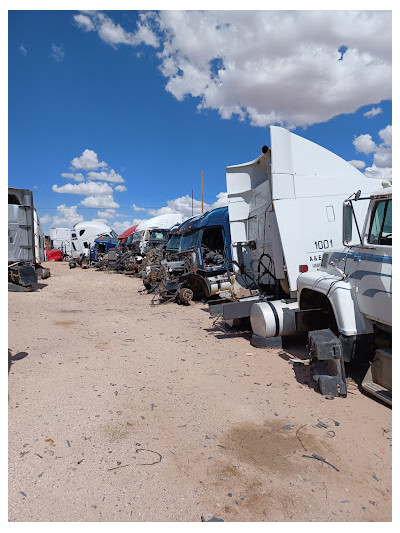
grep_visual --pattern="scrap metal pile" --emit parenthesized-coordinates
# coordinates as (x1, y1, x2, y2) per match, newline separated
(88, 208, 237, 306)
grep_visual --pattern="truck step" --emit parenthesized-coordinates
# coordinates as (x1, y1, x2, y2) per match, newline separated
(361, 381, 392, 406)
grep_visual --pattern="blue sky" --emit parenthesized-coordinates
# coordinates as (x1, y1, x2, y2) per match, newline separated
(8, 9, 392, 235)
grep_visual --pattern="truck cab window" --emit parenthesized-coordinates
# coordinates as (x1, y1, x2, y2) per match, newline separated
(368, 199, 392, 246)
(201, 227, 226, 267)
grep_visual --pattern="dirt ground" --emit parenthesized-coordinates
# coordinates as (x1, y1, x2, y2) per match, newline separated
(8, 261, 392, 522)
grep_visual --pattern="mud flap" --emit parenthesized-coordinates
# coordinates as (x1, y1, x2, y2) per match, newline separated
(308, 329, 347, 397)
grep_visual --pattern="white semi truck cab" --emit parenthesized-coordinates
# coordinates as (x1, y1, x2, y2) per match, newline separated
(209, 126, 382, 335)
(297, 183, 392, 403)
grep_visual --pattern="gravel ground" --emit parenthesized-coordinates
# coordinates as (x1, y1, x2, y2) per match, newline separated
(8, 261, 392, 522)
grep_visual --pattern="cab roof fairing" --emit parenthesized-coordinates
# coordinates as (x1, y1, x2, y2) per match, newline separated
(176, 206, 230, 235)
(135, 213, 183, 232)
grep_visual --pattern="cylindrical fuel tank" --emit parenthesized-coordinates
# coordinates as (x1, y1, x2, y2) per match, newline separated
(250, 300, 299, 338)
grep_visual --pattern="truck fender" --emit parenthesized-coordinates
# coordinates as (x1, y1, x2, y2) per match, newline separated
(298, 271, 373, 336)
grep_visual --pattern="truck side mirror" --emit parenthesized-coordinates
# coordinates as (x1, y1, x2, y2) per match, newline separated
(343, 201, 353, 245)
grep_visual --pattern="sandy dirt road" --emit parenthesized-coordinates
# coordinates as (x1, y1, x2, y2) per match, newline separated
(8, 261, 392, 522)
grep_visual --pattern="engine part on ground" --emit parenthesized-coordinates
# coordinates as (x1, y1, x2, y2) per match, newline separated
(205, 275, 233, 296)
(178, 287, 193, 304)
(308, 329, 347, 398)
(69, 258, 77, 269)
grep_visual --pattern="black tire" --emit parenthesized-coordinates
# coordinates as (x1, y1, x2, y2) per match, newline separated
(251, 334, 277, 349)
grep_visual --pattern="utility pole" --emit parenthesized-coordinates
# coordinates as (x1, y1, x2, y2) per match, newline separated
(201, 170, 204, 214)
(191, 189, 193, 216)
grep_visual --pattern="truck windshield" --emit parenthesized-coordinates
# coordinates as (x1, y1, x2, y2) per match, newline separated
(167, 235, 181, 250)
(369, 199, 392, 246)
(180, 231, 199, 252)
(150, 230, 168, 242)
(127, 232, 141, 245)
(110, 230, 118, 238)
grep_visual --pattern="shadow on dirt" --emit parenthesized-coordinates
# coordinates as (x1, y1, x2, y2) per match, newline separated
(33, 282, 48, 291)
(204, 326, 253, 342)
(8, 349, 29, 373)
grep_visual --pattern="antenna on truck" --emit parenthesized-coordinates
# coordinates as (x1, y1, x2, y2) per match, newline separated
(201, 171, 204, 214)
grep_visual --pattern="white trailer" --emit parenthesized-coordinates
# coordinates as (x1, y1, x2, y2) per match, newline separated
(8, 187, 48, 289)
(296, 184, 392, 402)
(210, 126, 382, 334)
(50, 227, 73, 256)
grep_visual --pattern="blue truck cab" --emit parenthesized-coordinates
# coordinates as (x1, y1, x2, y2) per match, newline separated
(90, 234, 118, 263)
(176, 206, 232, 273)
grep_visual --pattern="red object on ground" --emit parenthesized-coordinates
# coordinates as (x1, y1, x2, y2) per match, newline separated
(46, 249, 63, 262)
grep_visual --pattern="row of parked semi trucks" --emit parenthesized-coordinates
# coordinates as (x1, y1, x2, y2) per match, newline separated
(10, 126, 392, 405)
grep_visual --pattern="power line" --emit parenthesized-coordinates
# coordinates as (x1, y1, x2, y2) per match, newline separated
(35, 205, 173, 210)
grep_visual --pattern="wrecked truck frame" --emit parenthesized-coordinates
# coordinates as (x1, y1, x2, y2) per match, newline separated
(148, 207, 234, 305)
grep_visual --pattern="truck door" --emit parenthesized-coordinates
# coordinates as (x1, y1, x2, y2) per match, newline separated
(354, 198, 392, 326)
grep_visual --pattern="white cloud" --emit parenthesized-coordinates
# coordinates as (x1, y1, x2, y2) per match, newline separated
(364, 165, 392, 182)
(90, 218, 108, 225)
(50, 43, 65, 62)
(378, 124, 392, 146)
(52, 181, 113, 196)
(211, 191, 228, 209)
(75, 11, 391, 128)
(112, 220, 133, 233)
(132, 203, 147, 212)
(51, 205, 85, 227)
(39, 214, 51, 224)
(74, 11, 159, 49)
(374, 125, 392, 169)
(114, 185, 127, 192)
(74, 14, 95, 32)
(132, 218, 147, 226)
(80, 195, 120, 209)
(71, 149, 107, 171)
(61, 172, 85, 182)
(147, 195, 201, 218)
(354, 124, 392, 181)
(147, 192, 228, 219)
(353, 134, 377, 155)
(87, 169, 125, 183)
(97, 209, 116, 219)
(348, 160, 366, 170)
(112, 219, 147, 234)
(363, 107, 383, 118)
(18, 44, 27, 56)
(150, 10, 391, 128)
